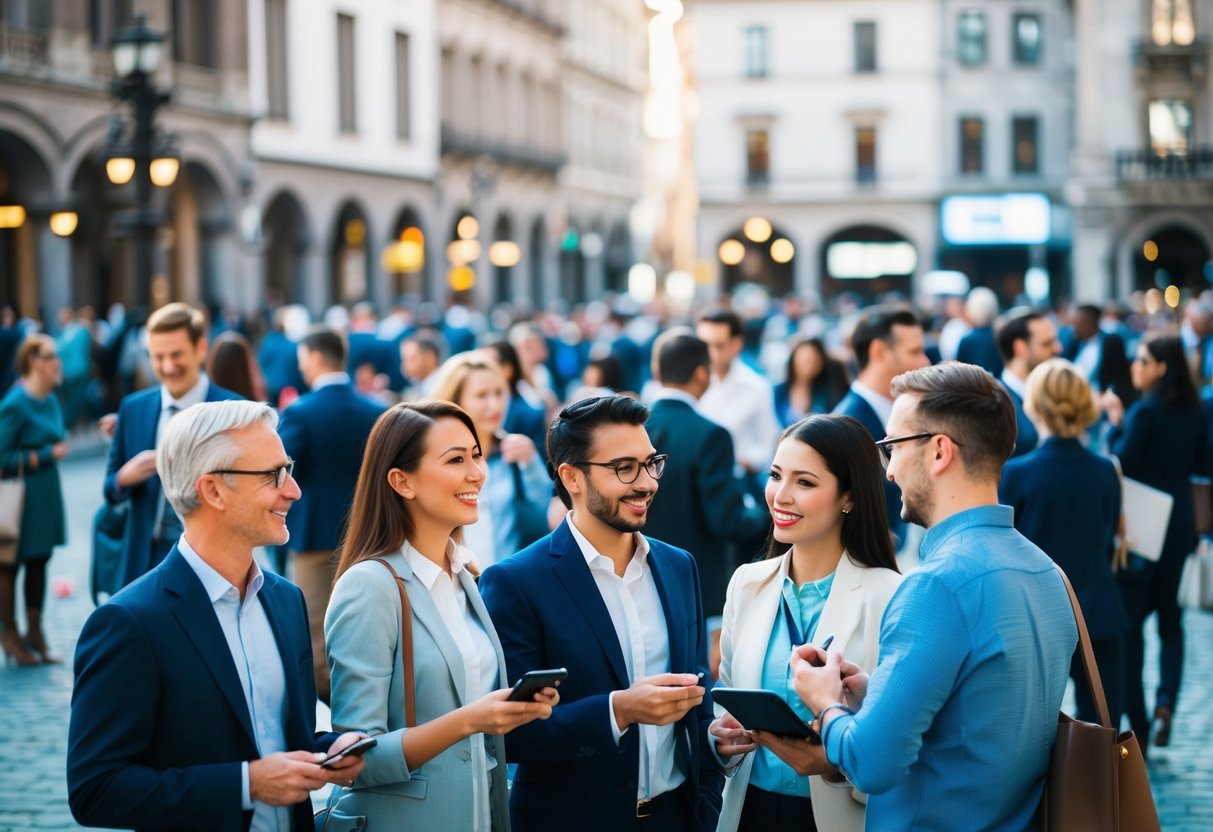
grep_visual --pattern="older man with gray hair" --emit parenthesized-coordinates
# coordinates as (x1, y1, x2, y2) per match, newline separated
(69, 400, 366, 832)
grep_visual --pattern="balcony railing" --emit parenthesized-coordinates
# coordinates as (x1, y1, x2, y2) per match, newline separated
(1132, 37, 1208, 79)
(0, 24, 49, 70)
(440, 123, 566, 174)
(1116, 147, 1213, 182)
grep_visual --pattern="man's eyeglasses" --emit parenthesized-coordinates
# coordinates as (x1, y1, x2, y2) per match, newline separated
(874, 433, 948, 467)
(208, 459, 295, 489)
(578, 454, 668, 484)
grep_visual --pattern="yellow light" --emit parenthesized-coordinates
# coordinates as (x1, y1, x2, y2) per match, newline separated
(718, 239, 745, 266)
(1143, 240, 1159, 262)
(0, 205, 26, 229)
(1144, 288, 1163, 315)
(743, 217, 772, 244)
(401, 226, 424, 245)
(447, 238, 481, 266)
(488, 240, 521, 268)
(149, 157, 179, 187)
(1165, 284, 1181, 308)
(456, 215, 479, 240)
(770, 238, 795, 264)
(106, 157, 136, 185)
(383, 241, 425, 273)
(448, 265, 476, 292)
(344, 219, 366, 247)
(49, 211, 78, 237)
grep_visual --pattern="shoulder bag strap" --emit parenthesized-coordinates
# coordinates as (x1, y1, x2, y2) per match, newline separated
(1053, 564, 1112, 729)
(369, 557, 417, 727)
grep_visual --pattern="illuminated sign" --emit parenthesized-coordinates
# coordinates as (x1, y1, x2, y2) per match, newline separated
(941, 194, 1050, 245)
(826, 241, 918, 279)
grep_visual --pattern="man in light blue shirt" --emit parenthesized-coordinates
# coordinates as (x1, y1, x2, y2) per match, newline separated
(792, 362, 1077, 831)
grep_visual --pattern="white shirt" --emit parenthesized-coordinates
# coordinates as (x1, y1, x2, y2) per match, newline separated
(650, 387, 700, 411)
(178, 536, 290, 832)
(699, 360, 780, 473)
(404, 541, 499, 832)
(850, 380, 894, 431)
(566, 514, 684, 800)
(1000, 368, 1028, 400)
(309, 371, 350, 390)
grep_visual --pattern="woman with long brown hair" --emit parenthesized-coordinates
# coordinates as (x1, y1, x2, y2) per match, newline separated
(324, 401, 558, 830)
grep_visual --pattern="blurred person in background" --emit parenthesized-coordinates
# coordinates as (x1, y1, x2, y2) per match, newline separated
(508, 321, 560, 412)
(773, 338, 850, 427)
(257, 305, 309, 409)
(994, 309, 1063, 458)
(430, 354, 553, 567)
(56, 306, 93, 431)
(400, 329, 445, 402)
(1100, 333, 1213, 748)
(207, 331, 264, 403)
(955, 287, 1003, 376)
(1000, 358, 1127, 725)
(482, 339, 547, 460)
(0, 334, 69, 665)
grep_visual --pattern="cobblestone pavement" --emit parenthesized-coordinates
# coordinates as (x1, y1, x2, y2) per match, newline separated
(2, 451, 1213, 830)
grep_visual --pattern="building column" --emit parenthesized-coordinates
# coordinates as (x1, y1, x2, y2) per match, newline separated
(37, 226, 72, 319)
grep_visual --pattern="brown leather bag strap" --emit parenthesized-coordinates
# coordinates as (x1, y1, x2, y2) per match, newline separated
(369, 557, 417, 727)
(1053, 564, 1112, 729)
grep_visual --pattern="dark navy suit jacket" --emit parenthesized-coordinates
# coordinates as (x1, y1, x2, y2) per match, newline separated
(503, 393, 548, 467)
(1003, 382, 1039, 458)
(104, 382, 242, 588)
(278, 383, 384, 551)
(257, 332, 305, 404)
(643, 398, 768, 616)
(833, 389, 906, 544)
(478, 520, 724, 831)
(1000, 437, 1128, 640)
(68, 548, 336, 832)
(956, 325, 1003, 376)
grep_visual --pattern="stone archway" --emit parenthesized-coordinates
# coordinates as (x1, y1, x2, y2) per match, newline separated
(0, 128, 55, 317)
(262, 190, 311, 305)
(329, 201, 373, 307)
(818, 224, 916, 304)
(717, 218, 797, 297)
(167, 160, 233, 311)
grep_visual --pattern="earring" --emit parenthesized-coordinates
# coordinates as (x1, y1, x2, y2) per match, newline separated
(842, 508, 851, 515)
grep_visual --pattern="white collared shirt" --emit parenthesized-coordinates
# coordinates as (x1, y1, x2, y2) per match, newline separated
(1000, 368, 1028, 400)
(850, 380, 894, 431)
(404, 540, 499, 832)
(699, 360, 779, 473)
(650, 387, 700, 412)
(178, 536, 290, 832)
(309, 371, 351, 390)
(565, 514, 683, 800)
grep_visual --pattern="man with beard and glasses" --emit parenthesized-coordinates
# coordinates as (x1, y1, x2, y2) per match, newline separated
(789, 363, 1077, 831)
(479, 395, 723, 831)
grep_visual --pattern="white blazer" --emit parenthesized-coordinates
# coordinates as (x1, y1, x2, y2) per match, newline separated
(714, 551, 902, 832)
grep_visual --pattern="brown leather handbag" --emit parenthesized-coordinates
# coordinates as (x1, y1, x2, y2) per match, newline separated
(1040, 567, 1160, 831)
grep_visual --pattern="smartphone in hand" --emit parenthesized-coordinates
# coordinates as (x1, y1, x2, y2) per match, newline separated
(508, 668, 568, 702)
(320, 735, 378, 768)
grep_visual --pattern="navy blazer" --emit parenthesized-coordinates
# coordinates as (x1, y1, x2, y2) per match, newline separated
(833, 390, 906, 543)
(503, 393, 548, 467)
(278, 383, 385, 551)
(479, 520, 724, 831)
(1000, 438, 1128, 641)
(643, 398, 768, 616)
(68, 548, 335, 832)
(104, 382, 242, 588)
(956, 326, 1003, 376)
(1003, 383, 1039, 458)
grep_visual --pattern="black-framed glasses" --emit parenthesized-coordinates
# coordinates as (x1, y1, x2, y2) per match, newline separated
(578, 454, 668, 484)
(208, 459, 295, 489)
(874, 433, 936, 467)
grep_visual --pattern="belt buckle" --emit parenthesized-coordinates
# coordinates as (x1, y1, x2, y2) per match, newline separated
(636, 797, 657, 819)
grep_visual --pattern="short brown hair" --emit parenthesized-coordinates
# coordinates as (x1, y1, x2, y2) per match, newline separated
(1024, 358, 1098, 439)
(15, 333, 54, 377)
(148, 302, 207, 343)
(890, 361, 1016, 480)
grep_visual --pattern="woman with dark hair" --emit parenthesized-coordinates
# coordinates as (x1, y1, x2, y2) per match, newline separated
(205, 331, 264, 402)
(1101, 333, 1212, 749)
(483, 339, 547, 457)
(772, 339, 850, 427)
(710, 414, 901, 832)
(324, 401, 559, 830)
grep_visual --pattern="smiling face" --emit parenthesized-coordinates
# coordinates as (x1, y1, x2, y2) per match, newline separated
(765, 436, 849, 551)
(398, 416, 486, 535)
(457, 368, 508, 440)
(214, 421, 301, 548)
(570, 422, 659, 535)
(149, 328, 207, 399)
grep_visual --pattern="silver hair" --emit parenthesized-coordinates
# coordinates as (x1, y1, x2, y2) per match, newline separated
(157, 400, 279, 517)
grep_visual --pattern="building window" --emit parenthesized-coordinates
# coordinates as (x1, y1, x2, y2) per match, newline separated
(1149, 99, 1193, 155)
(265, 0, 289, 121)
(746, 129, 770, 187)
(854, 22, 877, 73)
(1153, 0, 1196, 47)
(856, 126, 877, 183)
(336, 13, 356, 134)
(395, 32, 411, 140)
(744, 26, 767, 78)
(90, 0, 132, 47)
(1012, 13, 1042, 65)
(959, 117, 984, 174)
(957, 10, 987, 66)
(172, 0, 217, 68)
(1012, 116, 1039, 174)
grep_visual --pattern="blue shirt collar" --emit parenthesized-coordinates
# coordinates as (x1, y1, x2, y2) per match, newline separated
(177, 535, 265, 605)
(919, 505, 1014, 564)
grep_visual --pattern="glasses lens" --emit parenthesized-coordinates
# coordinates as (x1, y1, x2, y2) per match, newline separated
(648, 456, 667, 479)
(277, 460, 295, 488)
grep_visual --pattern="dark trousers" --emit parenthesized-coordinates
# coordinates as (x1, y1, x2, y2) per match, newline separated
(1118, 552, 1187, 739)
(1070, 635, 1124, 728)
(738, 785, 817, 832)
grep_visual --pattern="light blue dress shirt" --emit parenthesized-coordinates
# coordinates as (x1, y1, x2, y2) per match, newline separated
(178, 537, 290, 832)
(821, 505, 1077, 831)
(749, 569, 834, 797)
(464, 453, 551, 566)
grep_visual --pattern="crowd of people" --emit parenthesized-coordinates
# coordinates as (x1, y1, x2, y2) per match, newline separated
(1, 283, 1210, 830)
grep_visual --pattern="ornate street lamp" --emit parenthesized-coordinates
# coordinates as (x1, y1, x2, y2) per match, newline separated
(103, 14, 179, 308)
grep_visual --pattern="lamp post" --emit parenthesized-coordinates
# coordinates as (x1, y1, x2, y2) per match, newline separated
(105, 14, 179, 309)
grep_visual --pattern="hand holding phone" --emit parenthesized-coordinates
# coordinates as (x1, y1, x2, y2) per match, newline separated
(508, 668, 568, 702)
(320, 735, 378, 769)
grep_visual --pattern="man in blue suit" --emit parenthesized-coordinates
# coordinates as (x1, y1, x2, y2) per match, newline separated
(70, 400, 366, 832)
(833, 305, 930, 546)
(103, 303, 242, 590)
(479, 395, 723, 831)
(279, 326, 385, 701)
(994, 309, 1062, 457)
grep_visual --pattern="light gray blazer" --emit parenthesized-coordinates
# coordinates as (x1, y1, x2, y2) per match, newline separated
(324, 549, 511, 831)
